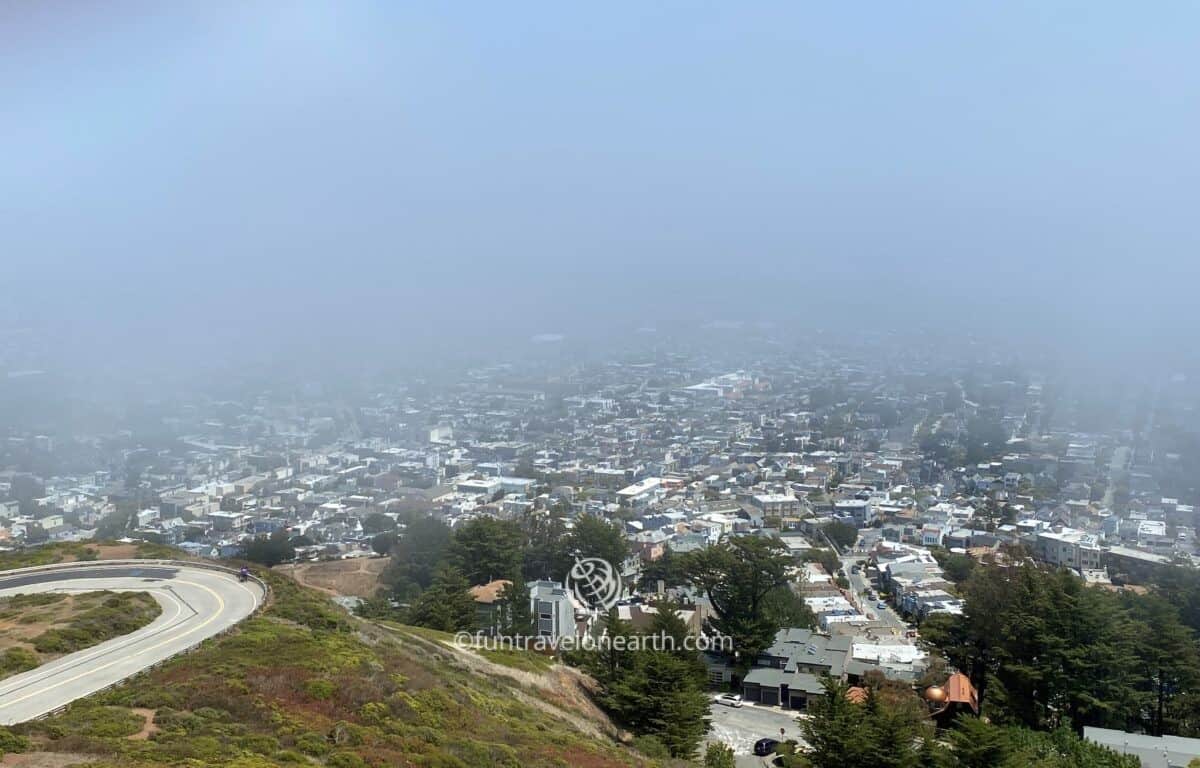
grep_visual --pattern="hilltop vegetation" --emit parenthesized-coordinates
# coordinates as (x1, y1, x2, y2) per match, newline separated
(0, 570, 669, 768)
(0, 541, 181, 570)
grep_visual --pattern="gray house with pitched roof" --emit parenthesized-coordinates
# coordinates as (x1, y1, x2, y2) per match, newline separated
(740, 628, 850, 710)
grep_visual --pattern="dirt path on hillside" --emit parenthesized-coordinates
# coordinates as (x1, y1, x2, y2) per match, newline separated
(275, 557, 387, 598)
(127, 708, 159, 740)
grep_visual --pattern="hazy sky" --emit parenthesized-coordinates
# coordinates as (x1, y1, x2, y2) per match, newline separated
(3, 2, 1198, 371)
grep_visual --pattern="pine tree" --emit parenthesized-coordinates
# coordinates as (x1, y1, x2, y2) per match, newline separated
(574, 606, 710, 759)
(800, 679, 872, 768)
(946, 715, 1008, 768)
(1126, 593, 1200, 735)
(636, 651, 710, 759)
(681, 536, 793, 674)
(497, 576, 533, 637)
(406, 564, 475, 632)
(800, 679, 932, 768)
(448, 517, 524, 585)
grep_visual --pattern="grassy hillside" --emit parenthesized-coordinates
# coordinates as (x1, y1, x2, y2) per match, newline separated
(0, 568, 670, 768)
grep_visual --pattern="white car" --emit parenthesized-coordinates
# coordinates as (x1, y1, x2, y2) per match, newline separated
(714, 693, 744, 708)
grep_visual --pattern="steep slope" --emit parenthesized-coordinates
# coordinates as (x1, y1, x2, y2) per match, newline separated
(0, 571, 667, 768)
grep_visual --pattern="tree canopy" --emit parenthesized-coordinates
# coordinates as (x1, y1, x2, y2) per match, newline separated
(922, 562, 1200, 736)
(361, 512, 397, 535)
(240, 529, 295, 567)
(381, 515, 452, 600)
(681, 536, 793, 672)
(823, 520, 858, 550)
(795, 680, 1140, 768)
(566, 514, 629, 570)
(798, 678, 937, 768)
(572, 605, 710, 759)
(447, 517, 524, 586)
(404, 563, 476, 633)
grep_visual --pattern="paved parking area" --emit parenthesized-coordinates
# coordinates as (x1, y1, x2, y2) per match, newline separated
(706, 700, 805, 757)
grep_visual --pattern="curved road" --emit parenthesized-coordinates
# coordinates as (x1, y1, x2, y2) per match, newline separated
(0, 561, 264, 724)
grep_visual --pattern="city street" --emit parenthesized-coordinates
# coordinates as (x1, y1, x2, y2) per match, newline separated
(841, 548, 910, 632)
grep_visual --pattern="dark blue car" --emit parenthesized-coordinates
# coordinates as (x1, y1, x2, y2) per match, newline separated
(753, 738, 779, 756)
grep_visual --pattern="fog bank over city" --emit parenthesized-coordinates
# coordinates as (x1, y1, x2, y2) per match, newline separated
(9, 8, 1200, 763)
(3, 2, 1199, 383)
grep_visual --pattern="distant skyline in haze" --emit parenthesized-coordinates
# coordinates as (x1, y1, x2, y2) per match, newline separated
(3, 2, 1198, 377)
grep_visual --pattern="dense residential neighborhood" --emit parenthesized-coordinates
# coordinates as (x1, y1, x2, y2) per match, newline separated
(4, 352, 1195, 585)
(4, 346, 1200, 762)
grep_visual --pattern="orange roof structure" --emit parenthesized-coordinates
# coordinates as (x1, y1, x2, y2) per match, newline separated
(468, 579, 512, 604)
(944, 672, 979, 714)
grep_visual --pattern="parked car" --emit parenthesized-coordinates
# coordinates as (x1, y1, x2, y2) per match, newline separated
(753, 738, 780, 756)
(714, 693, 744, 708)
(876, 600, 888, 610)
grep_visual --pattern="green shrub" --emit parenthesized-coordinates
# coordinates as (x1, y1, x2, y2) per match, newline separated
(358, 701, 389, 726)
(49, 705, 143, 739)
(30, 591, 161, 655)
(304, 678, 336, 700)
(237, 733, 280, 754)
(262, 572, 351, 632)
(328, 753, 368, 768)
(631, 734, 670, 759)
(0, 647, 39, 677)
(224, 758, 281, 768)
(4, 592, 67, 608)
(329, 720, 366, 747)
(194, 706, 231, 721)
(295, 731, 330, 756)
(134, 542, 179, 559)
(273, 748, 307, 762)
(0, 726, 29, 753)
(704, 742, 736, 768)
(159, 734, 228, 761)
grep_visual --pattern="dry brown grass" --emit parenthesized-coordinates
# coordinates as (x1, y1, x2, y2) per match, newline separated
(0, 594, 86, 650)
(275, 557, 387, 597)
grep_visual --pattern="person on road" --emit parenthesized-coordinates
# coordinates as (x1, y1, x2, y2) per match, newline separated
(238, 566, 250, 582)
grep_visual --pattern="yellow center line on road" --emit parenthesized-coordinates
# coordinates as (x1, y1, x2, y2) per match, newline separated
(0, 577, 237, 714)
(0, 584, 186, 697)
